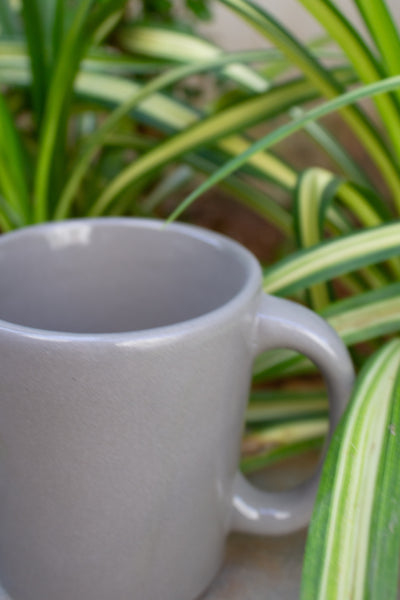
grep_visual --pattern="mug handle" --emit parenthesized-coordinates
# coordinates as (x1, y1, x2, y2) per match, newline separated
(230, 294, 355, 535)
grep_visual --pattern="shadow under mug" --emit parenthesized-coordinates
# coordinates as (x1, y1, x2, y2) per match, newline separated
(0, 218, 354, 600)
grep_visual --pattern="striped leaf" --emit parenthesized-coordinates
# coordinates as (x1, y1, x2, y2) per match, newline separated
(354, 0, 400, 107)
(301, 339, 400, 600)
(246, 389, 327, 424)
(294, 168, 342, 310)
(118, 23, 270, 92)
(0, 56, 299, 205)
(167, 73, 400, 223)
(294, 168, 399, 308)
(323, 283, 400, 347)
(337, 182, 393, 226)
(298, 0, 400, 163)
(263, 221, 400, 296)
(0, 43, 355, 208)
(0, 40, 180, 76)
(241, 418, 327, 474)
(254, 283, 400, 381)
(53, 48, 289, 219)
(218, 0, 400, 202)
(86, 77, 315, 215)
(241, 435, 324, 475)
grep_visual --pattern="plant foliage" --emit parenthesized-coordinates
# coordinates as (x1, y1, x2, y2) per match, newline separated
(1, 0, 400, 595)
(140, 0, 212, 21)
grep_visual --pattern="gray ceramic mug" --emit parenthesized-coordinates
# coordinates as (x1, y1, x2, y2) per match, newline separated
(0, 218, 354, 600)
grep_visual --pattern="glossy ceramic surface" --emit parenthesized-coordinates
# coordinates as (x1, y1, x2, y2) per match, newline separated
(0, 219, 354, 600)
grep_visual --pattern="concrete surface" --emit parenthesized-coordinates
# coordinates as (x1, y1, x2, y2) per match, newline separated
(202, 529, 306, 600)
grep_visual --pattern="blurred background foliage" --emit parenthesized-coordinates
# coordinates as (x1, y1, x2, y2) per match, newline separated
(2, 1, 400, 593)
(140, 0, 212, 22)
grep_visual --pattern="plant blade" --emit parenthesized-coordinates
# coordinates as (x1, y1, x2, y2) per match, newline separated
(366, 366, 400, 598)
(21, 0, 48, 125)
(218, 0, 400, 201)
(263, 220, 400, 296)
(254, 283, 400, 381)
(54, 49, 286, 219)
(33, 0, 93, 222)
(354, 0, 400, 106)
(0, 92, 30, 225)
(0, 0, 18, 36)
(298, 0, 400, 164)
(86, 77, 314, 216)
(289, 106, 371, 187)
(167, 73, 400, 222)
(294, 168, 342, 310)
(300, 339, 400, 600)
(118, 23, 270, 92)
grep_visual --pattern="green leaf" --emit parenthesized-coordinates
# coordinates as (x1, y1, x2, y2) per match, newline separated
(86, 0, 126, 38)
(246, 389, 327, 424)
(298, 0, 400, 164)
(0, 92, 30, 225)
(183, 154, 293, 236)
(31, 0, 127, 221)
(289, 106, 372, 187)
(167, 73, 400, 222)
(294, 168, 399, 308)
(0, 45, 353, 211)
(141, 0, 172, 19)
(241, 436, 324, 475)
(294, 168, 342, 310)
(336, 182, 400, 280)
(0, 0, 19, 36)
(88, 0, 126, 45)
(263, 220, 400, 296)
(354, 0, 400, 105)
(218, 0, 400, 203)
(86, 76, 314, 216)
(242, 418, 328, 473)
(366, 364, 400, 598)
(21, 0, 48, 125)
(51, 0, 64, 62)
(117, 23, 269, 91)
(0, 54, 297, 207)
(186, 0, 211, 20)
(300, 339, 400, 599)
(54, 48, 285, 219)
(254, 283, 400, 382)
(253, 348, 312, 381)
(323, 283, 400, 347)
(33, 0, 94, 222)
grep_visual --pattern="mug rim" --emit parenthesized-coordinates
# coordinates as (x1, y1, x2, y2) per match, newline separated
(0, 218, 262, 342)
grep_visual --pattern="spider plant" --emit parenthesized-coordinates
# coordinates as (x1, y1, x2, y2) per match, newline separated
(2, 0, 400, 595)
(301, 339, 400, 600)
(163, 0, 400, 596)
(140, 0, 212, 21)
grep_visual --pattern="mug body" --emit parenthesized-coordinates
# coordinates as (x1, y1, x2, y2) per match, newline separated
(0, 219, 262, 600)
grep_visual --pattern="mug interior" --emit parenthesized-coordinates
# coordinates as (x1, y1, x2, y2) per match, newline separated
(0, 220, 254, 334)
